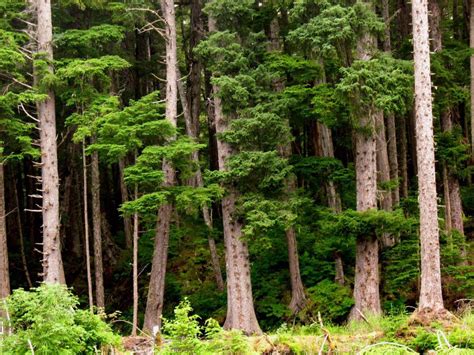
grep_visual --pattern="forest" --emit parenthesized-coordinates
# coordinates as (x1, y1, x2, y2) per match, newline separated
(0, 0, 474, 353)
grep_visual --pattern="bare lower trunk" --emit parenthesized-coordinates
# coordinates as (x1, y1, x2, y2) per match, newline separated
(14, 179, 32, 288)
(91, 147, 104, 308)
(386, 114, 400, 205)
(143, 200, 172, 332)
(286, 226, 307, 313)
(119, 158, 133, 249)
(132, 185, 139, 336)
(471, 0, 474, 158)
(334, 252, 345, 285)
(34, 0, 64, 284)
(399, 114, 409, 198)
(0, 162, 10, 299)
(143, 0, 178, 333)
(83, 143, 94, 311)
(376, 112, 393, 211)
(443, 165, 453, 232)
(412, 0, 444, 313)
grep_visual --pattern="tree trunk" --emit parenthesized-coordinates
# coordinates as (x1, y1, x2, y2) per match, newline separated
(334, 252, 345, 285)
(471, 0, 474, 158)
(177, 73, 225, 291)
(34, 0, 64, 284)
(267, 17, 307, 314)
(132, 185, 139, 337)
(411, 0, 445, 314)
(82, 142, 94, 311)
(119, 158, 133, 249)
(143, 0, 178, 333)
(209, 17, 261, 335)
(91, 144, 104, 308)
(0, 162, 10, 299)
(13, 178, 32, 288)
(399, 114, 409, 198)
(351, 28, 382, 320)
(381, 2, 400, 205)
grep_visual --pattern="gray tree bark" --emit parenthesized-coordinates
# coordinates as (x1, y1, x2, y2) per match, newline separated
(411, 0, 445, 314)
(143, 0, 178, 333)
(34, 0, 64, 284)
(0, 162, 10, 299)
(82, 142, 94, 311)
(350, 28, 382, 320)
(91, 143, 104, 308)
(209, 17, 261, 336)
(119, 158, 133, 249)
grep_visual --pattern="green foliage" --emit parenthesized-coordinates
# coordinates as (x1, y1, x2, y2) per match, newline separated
(305, 280, 354, 322)
(337, 55, 414, 117)
(436, 128, 470, 177)
(161, 298, 202, 354)
(0, 284, 120, 354)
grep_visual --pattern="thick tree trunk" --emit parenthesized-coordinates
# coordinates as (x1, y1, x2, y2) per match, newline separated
(91, 145, 104, 308)
(411, 0, 445, 314)
(210, 18, 261, 334)
(34, 0, 64, 284)
(351, 28, 382, 320)
(82, 143, 94, 311)
(119, 158, 133, 249)
(0, 162, 10, 299)
(143, 0, 178, 333)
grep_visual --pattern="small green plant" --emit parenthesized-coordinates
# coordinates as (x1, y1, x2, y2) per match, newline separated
(160, 298, 202, 354)
(0, 284, 120, 354)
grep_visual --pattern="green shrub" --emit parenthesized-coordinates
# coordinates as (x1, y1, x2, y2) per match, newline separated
(0, 284, 120, 354)
(305, 280, 354, 323)
(160, 298, 202, 354)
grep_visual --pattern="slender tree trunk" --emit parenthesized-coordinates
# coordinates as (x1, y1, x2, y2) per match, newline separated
(83, 142, 94, 311)
(119, 158, 133, 249)
(430, 0, 466, 244)
(351, 28, 382, 320)
(91, 143, 104, 308)
(132, 184, 139, 337)
(209, 16, 261, 336)
(471, 0, 474, 158)
(411, 0, 445, 315)
(143, 0, 178, 333)
(399, 114, 409, 198)
(177, 74, 224, 291)
(268, 17, 307, 314)
(13, 179, 32, 288)
(0, 162, 10, 299)
(334, 252, 345, 285)
(382, 0, 400, 205)
(34, 0, 64, 284)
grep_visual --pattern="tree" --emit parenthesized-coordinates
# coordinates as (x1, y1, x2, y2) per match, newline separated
(411, 0, 446, 318)
(32, 0, 65, 284)
(143, 0, 179, 333)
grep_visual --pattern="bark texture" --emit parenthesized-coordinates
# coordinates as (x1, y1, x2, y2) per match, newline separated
(0, 163, 10, 299)
(35, 0, 64, 284)
(471, 0, 474, 157)
(210, 16, 261, 336)
(143, 0, 178, 333)
(411, 0, 444, 312)
(82, 143, 94, 311)
(119, 158, 133, 249)
(91, 146, 104, 308)
(351, 28, 382, 319)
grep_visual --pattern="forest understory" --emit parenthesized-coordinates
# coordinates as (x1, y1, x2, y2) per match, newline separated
(1, 0, 474, 353)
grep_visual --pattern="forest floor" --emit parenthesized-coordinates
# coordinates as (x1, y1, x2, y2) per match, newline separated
(122, 311, 474, 354)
